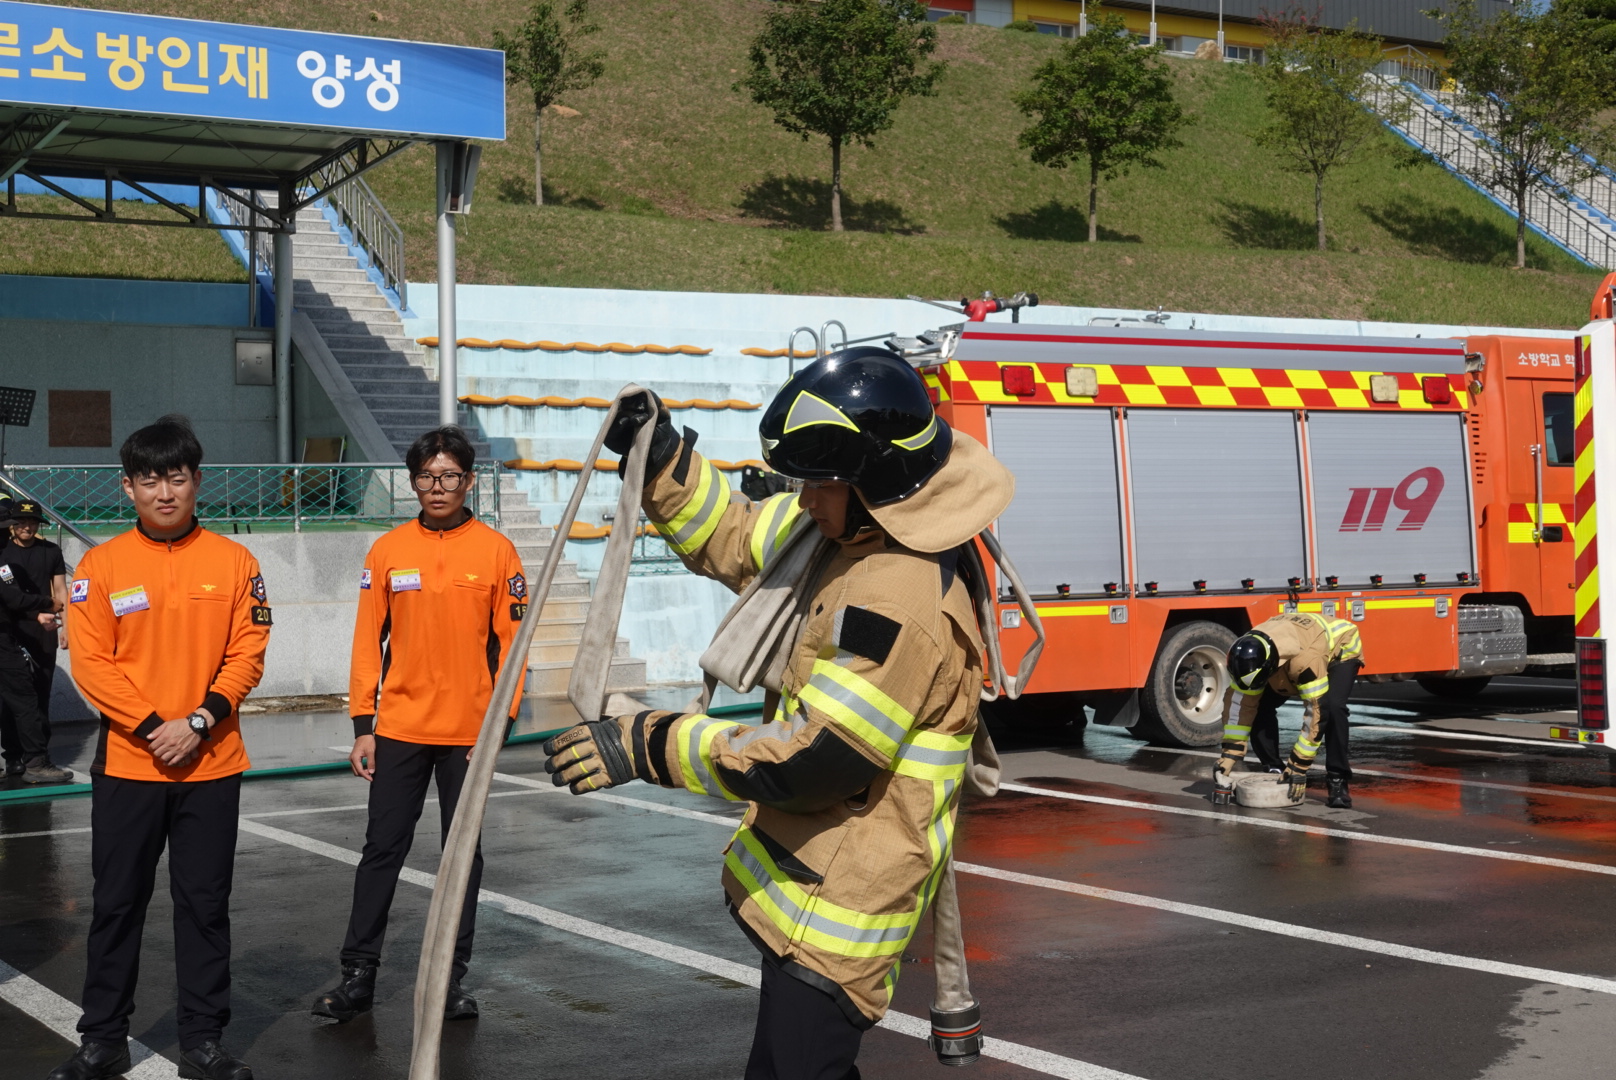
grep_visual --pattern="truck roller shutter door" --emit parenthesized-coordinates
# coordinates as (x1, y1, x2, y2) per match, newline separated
(989, 406, 1124, 596)
(1309, 412, 1474, 587)
(1127, 409, 1306, 593)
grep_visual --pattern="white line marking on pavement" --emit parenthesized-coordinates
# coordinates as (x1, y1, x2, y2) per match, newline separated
(0, 827, 92, 840)
(0, 959, 173, 1079)
(236, 818, 1143, 1080)
(491, 771, 745, 825)
(953, 861, 1616, 995)
(470, 783, 1616, 1002)
(999, 781, 1616, 877)
(1103, 740, 1616, 805)
(1352, 724, 1590, 750)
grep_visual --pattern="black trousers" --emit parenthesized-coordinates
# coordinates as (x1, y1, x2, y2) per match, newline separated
(79, 773, 241, 1051)
(745, 950, 864, 1080)
(341, 735, 483, 981)
(0, 641, 49, 762)
(1246, 660, 1360, 781)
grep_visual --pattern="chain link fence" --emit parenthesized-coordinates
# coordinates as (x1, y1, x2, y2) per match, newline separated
(5, 463, 504, 532)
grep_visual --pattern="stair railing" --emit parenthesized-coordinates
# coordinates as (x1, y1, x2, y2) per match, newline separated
(310, 165, 408, 311)
(1367, 77, 1616, 270)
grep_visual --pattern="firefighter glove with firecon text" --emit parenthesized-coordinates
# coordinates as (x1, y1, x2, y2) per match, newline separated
(603, 389, 683, 480)
(543, 712, 681, 794)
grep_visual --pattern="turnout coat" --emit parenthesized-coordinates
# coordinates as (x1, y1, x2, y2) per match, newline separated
(638, 448, 984, 1027)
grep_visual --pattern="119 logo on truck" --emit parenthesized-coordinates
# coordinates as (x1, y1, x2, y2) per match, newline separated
(908, 307, 1578, 746)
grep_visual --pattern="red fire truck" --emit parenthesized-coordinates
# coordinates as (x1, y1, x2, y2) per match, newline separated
(918, 315, 1578, 747)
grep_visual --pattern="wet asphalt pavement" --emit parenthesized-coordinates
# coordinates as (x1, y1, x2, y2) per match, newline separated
(4, 677, 1616, 1080)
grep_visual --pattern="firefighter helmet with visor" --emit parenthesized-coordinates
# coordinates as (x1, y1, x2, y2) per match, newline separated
(1227, 630, 1280, 693)
(759, 347, 950, 507)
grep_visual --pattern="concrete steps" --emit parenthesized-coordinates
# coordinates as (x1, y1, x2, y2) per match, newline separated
(272, 199, 649, 700)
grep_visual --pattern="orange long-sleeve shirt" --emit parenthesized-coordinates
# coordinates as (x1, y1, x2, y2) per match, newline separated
(349, 515, 528, 744)
(67, 522, 270, 782)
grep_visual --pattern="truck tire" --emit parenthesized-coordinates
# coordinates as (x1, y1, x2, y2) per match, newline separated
(1134, 621, 1237, 748)
(1416, 675, 1492, 699)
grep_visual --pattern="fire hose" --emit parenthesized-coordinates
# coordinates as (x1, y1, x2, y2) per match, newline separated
(407, 384, 1042, 1076)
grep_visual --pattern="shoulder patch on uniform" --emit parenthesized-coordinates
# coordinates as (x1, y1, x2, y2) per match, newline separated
(510, 602, 528, 621)
(70, 578, 90, 603)
(0, 565, 12, 585)
(251, 605, 273, 626)
(249, 574, 267, 603)
(836, 606, 902, 666)
(359, 568, 372, 590)
(507, 573, 527, 600)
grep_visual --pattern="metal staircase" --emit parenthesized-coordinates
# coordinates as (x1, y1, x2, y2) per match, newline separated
(225, 189, 647, 699)
(1365, 77, 1616, 269)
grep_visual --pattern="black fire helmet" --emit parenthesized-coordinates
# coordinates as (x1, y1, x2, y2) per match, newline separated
(1227, 630, 1281, 694)
(758, 347, 950, 507)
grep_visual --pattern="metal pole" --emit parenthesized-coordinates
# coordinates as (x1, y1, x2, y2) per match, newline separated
(436, 142, 458, 430)
(1079, 0, 1087, 35)
(1217, 0, 1224, 50)
(1149, 0, 1158, 45)
(273, 219, 294, 465)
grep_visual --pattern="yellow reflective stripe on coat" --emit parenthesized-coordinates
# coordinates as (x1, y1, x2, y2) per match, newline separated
(678, 715, 744, 800)
(1293, 732, 1323, 759)
(798, 653, 916, 758)
(889, 727, 971, 782)
(1326, 618, 1363, 661)
(726, 829, 917, 959)
(1233, 683, 1265, 697)
(749, 492, 804, 571)
(1222, 724, 1252, 738)
(655, 461, 730, 556)
(1296, 676, 1330, 701)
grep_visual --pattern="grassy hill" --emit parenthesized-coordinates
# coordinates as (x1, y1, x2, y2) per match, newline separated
(9, 0, 1605, 328)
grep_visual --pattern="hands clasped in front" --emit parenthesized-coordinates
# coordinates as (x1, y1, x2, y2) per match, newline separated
(146, 708, 213, 768)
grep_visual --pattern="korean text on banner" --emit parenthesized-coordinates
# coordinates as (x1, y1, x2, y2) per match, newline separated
(0, 0, 504, 140)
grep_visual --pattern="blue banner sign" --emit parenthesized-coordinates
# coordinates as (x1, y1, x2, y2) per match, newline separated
(0, 0, 504, 140)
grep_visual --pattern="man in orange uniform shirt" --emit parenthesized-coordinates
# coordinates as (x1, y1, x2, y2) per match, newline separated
(312, 426, 527, 1025)
(51, 416, 269, 1080)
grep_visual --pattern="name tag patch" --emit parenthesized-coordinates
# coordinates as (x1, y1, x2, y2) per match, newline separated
(111, 586, 150, 617)
(0, 565, 12, 585)
(510, 602, 528, 621)
(70, 579, 90, 603)
(390, 568, 421, 593)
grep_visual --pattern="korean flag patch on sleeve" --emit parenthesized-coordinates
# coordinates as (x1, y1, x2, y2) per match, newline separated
(360, 568, 372, 591)
(70, 579, 90, 603)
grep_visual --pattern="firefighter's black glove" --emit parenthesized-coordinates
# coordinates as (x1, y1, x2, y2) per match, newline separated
(543, 718, 640, 793)
(604, 390, 682, 480)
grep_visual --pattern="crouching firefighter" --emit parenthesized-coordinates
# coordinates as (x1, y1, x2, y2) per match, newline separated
(543, 348, 1042, 1080)
(1212, 611, 1364, 809)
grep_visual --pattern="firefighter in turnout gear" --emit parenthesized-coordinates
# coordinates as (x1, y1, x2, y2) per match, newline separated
(544, 348, 1012, 1080)
(1213, 612, 1364, 809)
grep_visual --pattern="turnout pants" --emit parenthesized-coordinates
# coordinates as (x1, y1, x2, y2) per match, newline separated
(341, 734, 483, 981)
(78, 773, 242, 1051)
(745, 948, 864, 1080)
(1222, 660, 1361, 781)
(0, 641, 49, 763)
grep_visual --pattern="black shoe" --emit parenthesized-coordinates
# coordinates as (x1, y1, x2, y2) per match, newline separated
(444, 979, 479, 1021)
(311, 960, 377, 1024)
(1326, 777, 1353, 809)
(21, 759, 73, 785)
(177, 1041, 251, 1080)
(45, 1041, 130, 1080)
(4, 758, 23, 777)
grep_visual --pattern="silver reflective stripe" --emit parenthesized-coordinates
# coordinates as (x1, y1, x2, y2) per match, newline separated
(760, 497, 796, 569)
(932, 778, 955, 865)
(685, 716, 727, 794)
(893, 741, 969, 769)
(668, 464, 725, 550)
(806, 668, 908, 748)
(732, 843, 913, 946)
(727, 714, 809, 751)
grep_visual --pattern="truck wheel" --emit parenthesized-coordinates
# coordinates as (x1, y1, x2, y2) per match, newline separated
(1135, 621, 1237, 748)
(1416, 676, 1492, 699)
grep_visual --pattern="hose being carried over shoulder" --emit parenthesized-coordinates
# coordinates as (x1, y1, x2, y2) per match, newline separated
(408, 386, 657, 1080)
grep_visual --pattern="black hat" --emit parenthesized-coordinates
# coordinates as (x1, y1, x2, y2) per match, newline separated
(10, 500, 44, 522)
(759, 347, 951, 506)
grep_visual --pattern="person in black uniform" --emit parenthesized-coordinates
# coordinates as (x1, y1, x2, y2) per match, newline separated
(1, 500, 69, 780)
(0, 498, 69, 784)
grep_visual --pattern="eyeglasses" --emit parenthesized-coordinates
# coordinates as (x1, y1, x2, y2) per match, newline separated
(412, 470, 468, 492)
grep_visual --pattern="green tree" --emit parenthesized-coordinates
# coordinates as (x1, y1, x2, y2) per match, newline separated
(1436, 0, 1615, 268)
(493, 0, 607, 207)
(1251, 7, 1398, 252)
(1014, 13, 1187, 242)
(737, 0, 945, 232)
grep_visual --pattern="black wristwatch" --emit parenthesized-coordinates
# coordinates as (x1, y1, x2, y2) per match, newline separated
(188, 712, 212, 740)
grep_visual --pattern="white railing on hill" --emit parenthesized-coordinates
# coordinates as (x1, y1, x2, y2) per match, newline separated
(311, 165, 408, 310)
(1365, 77, 1616, 270)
